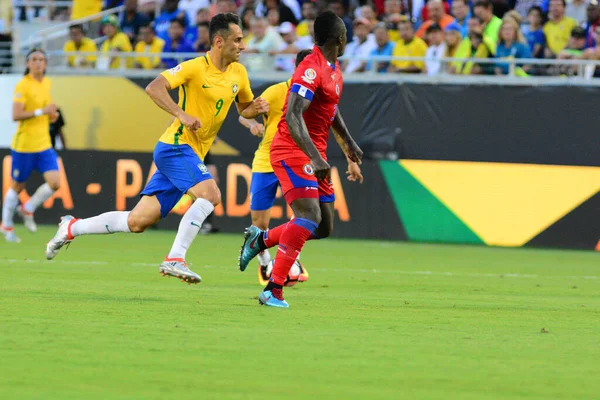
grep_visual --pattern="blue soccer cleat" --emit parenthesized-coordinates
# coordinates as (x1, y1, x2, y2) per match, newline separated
(238, 225, 264, 272)
(258, 289, 289, 308)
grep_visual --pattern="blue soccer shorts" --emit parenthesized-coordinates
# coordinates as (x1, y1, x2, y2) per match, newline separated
(11, 148, 59, 183)
(250, 172, 280, 211)
(141, 142, 213, 218)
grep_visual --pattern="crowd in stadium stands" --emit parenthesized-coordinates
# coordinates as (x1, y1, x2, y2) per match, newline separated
(17, 0, 600, 75)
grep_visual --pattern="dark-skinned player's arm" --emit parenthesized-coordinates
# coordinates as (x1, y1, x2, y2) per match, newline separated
(332, 110, 364, 183)
(145, 75, 201, 132)
(286, 92, 330, 180)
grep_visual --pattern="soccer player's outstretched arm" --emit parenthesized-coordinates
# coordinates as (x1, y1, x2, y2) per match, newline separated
(145, 74, 201, 131)
(286, 92, 330, 180)
(332, 109, 363, 165)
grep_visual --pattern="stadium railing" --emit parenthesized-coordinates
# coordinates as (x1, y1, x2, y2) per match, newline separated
(18, 5, 126, 51)
(9, 50, 600, 85)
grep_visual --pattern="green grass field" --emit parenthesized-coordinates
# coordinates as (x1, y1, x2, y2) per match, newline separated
(1, 226, 599, 400)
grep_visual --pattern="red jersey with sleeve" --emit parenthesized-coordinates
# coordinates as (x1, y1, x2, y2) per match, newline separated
(270, 46, 343, 163)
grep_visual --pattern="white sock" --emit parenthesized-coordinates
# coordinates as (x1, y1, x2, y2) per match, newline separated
(23, 183, 55, 214)
(257, 250, 271, 266)
(71, 211, 131, 237)
(2, 188, 19, 228)
(168, 198, 214, 260)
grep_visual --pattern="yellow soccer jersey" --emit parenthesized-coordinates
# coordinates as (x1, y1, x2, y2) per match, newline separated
(134, 37, 165, 69)
(252, 79, 290, 173)
(100, 32, 133, 69)
(11, 75, 53, 153)
(159, 53, 254, 160)
(63, 37, 98, 67)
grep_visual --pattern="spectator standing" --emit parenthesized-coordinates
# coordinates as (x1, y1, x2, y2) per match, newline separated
(257, 0, 298, 25)
(583, 2, 600, 48)
(71, 0, 102, 20)
(544, 0, 578, 57)
(64, 24, 98, 68)
(382, 0, 403, 42)
(273, 22, 313, 71)
(179, 0, 210, 23)
(451, 18, 496, 74)
(474, 0, 503, 44)
(245, 17, 285, 53)
(566, 0, 589, 25)
(162, 18, 195, 69)
(154, 0, 189, 40)
(494, 16, 531, 75)
(134, 24, 165, 69)
(194, 21, 211, 52)
(241, 7, 256, 38)
(184, 8, 211, 43)
(524, 6, 546, 58)
(99, 15, 133, 69)
(425, 23, 446, 75)
(416, 0, 456, 39)
(343, 18, 377, 73)
(368, 23, 396, 72)
(120, 0, 150, 43)
(359, 5, 379, 27)
(296, 1, 317, 37)
(328, 0, 354, 42)
(390, 18, 429, 73)
(267, 8, 281, 26)
(451, 0, 471, 37)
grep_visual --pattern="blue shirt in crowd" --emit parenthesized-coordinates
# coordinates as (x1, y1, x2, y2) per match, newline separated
(155, 11, 190, 41)
(367, 41, 396, 73)
(524, 27, 545, 57)
(495, 42, 532, 74)
(161, 38, 195, 69)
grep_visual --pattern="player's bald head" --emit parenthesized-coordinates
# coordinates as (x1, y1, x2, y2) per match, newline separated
(314, 10, 346, 46)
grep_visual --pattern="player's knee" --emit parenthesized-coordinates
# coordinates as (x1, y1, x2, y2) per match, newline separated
(48, 181, 60, 191)
(127, 213, 150, 233)
(188, 185, 221, 206)
(11, 182, 25, 193)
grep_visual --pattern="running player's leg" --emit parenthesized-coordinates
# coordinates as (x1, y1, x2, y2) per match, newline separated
(2, 151, 34, 242)
(19, 148, 60, 232)
(249, 172, 279, 267)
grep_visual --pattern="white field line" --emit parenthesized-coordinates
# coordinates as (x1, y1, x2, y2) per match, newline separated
(2, 259, 598, 280)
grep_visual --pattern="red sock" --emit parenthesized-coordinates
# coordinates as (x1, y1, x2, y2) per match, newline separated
(263, 222, 290, 248)
(271, 218, 318, 286)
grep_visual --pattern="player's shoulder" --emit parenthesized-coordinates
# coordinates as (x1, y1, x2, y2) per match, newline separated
(15, 75, 31, 89)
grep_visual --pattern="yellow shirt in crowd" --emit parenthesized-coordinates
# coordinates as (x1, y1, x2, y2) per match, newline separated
(159, 53, 254, 159)
(252, 79, 291, 173)
(63, 37, 98, 67)
(100, 32, 133, 69)
(543, 17, 578, 55)
(71, 0, 102, 20)
(134, 37, 165, 69)
(11, 75, 53, 153)
(391, 36, 428, 70)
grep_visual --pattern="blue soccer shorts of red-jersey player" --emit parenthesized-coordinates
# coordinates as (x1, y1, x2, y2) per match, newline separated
(271, 154, 335, 205)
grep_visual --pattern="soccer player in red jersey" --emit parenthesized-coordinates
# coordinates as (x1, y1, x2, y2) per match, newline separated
(238, 11, 364, 308)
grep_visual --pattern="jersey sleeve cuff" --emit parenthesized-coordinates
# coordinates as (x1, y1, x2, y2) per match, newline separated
(290, 83, 314, 101)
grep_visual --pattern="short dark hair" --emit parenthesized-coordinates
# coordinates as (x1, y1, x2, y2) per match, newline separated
(571, 26, 586, 38)
(314, 10, 344, 46)
(209, 12, 241, 44)
(474, 0, 492, 9)
(70, 24, 84, 32)
(427, 23, 442, 33)
(170, 18, 186, 28)
(140, 23, 154, 32)
(295, 49, 312, 66)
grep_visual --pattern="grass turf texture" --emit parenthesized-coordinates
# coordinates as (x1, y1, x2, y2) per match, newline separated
(1, 226, 599, 400)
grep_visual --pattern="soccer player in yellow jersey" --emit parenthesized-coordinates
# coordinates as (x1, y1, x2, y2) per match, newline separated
(239, 49, 363, 286)
(46, 13, 269, 284)
(1, 49, 61, 243)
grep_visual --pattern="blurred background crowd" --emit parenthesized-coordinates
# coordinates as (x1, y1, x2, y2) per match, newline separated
(4, 0, 600, 75)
